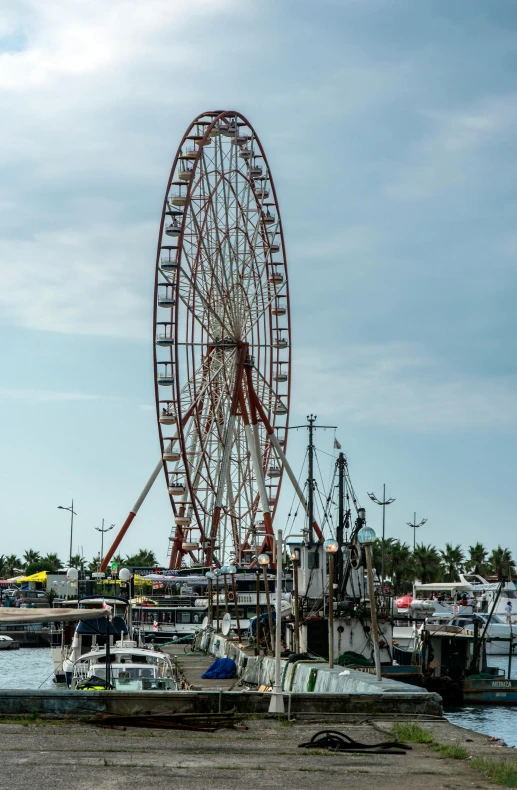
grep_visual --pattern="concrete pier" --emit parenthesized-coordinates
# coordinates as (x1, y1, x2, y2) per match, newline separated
(0, 716, 512, 790)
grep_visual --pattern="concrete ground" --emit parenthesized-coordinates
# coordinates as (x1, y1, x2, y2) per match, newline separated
(0, 716, 515, 790)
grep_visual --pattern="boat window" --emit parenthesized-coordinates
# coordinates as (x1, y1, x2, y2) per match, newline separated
(178, 611, 192, 623)
(308, 551, 319, 570)
(93, 666, 157, 680)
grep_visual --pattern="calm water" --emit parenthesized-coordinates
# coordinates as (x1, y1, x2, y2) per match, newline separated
(445, 656, 517, 747)
(1, 648, 517, 744)
(0, 647, 54, 689)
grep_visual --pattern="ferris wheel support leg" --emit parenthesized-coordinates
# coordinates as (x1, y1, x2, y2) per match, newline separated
(100, 455, 164, 572)
(239, 389, 274, 557)
(250, 388, 325, 543)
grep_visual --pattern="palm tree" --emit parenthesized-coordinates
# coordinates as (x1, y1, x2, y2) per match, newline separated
(440, 543, 465, 582)
(124, 549, 158, 567)
(4, 555, 23, 576)
(69, 553, 86, 571)
(387, 540, 415, 593)
(489, 546, 516, 580)
(23, 549, 41, 568)
(42, 553, 63, 572)
(0, 555, 7, 578)
(413, 544, 443, 584)
(466, 542, 490, 578)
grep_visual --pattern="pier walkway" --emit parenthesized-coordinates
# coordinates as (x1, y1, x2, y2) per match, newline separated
(0, 716, 510, 790)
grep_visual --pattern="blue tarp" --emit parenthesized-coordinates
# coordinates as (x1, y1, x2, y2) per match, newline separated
(200, 657, 236, 679)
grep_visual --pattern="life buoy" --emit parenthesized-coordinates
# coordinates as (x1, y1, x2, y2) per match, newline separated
(228, 591, 234, 602)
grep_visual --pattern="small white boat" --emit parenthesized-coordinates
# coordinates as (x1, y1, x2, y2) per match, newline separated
(0, 635, 14, 650)
(73, 640, 177, 691)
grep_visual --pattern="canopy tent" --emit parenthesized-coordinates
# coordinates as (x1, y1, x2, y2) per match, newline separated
(10, 570, 48, 583)
(0, 607, 107, 625)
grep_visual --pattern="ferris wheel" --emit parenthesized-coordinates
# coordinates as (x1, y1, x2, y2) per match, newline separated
(153, 110, 291, 569)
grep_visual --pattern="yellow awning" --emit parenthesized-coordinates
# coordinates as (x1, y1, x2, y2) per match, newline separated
(15, 570, 48, 583)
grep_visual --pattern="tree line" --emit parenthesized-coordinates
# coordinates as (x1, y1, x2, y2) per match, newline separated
(0, 548, 159, 578)
(371, 539, 516, 594)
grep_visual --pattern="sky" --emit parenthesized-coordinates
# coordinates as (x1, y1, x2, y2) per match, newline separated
(1, 0, 517, 566)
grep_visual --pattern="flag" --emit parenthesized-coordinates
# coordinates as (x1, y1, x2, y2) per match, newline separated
(334, 438, 342, 450)
(102, 601, 112, 612)
(153, 619, 159, 632)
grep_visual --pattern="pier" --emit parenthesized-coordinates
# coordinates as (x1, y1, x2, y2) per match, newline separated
(0, 715, 513, 790)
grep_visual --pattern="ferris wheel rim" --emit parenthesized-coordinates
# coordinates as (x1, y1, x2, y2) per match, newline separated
(153, 110, 292, 567)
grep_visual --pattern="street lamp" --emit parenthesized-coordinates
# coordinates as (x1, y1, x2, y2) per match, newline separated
(227, 565, 240, 636)
(269, 529, 285, 714)
(290, 548, 300, 654)
(58, 501, 77, 567)
(367, 485, 395, 591)
(220, 565, 230, 615)
(213, 569, 221, 631)
(357, 525, 382, 681)
(324, 539, 339, 668)
(206, 571, 215, 627)
(95, 519, 116, 570)
(407, 512, 428, 551)
(257, 554, 274, 654)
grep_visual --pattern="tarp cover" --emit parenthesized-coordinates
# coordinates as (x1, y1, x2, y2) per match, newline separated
(200, 657, 236, 679)
(76, 615, 128, 635)
(0, 607, 107, 625)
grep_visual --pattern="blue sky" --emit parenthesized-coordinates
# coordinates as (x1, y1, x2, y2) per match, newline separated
(1, 0, 516, 565)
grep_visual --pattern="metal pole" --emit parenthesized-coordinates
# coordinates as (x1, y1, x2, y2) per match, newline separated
(69, 499, 74, 567)
(231, 574, 240, 638)
(509, 627, 513, 680)
(413, 512, 416, 552)
(255, 572, 261, 656)
(223, 574, 230, 615)
(328, 553, 335, 669)
(208, 578, 213, 627)
(308, 416, 314, 544)
(263, 566, 274, 655)
(269, 529, 285, 713)
(365, 543, 382, 681)
(337, 453, 344, 595)
(381, 483, 386, 595)
(216, 580, 220, 632)
(293, 556, 300, 654)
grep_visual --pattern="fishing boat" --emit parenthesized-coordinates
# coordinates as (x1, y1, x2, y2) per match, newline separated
(72, 639, 177, 691)
(50, 595, 131, 684)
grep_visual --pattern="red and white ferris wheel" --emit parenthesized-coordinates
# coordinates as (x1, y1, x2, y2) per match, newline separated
(154, 110, 291, 569)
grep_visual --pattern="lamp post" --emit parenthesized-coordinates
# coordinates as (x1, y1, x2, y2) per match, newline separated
(255, 570, 261, 655)
(258, 554, 273, 654)
(119, 568, 131, 635)
(227, 565, 240, 637)
(221, 565, 230, 615)
(213, 569, 221, 631)
(206, 571, 214, 627)
(324, 539, 339, 668)
(290, 549, 300, 654)
(367, 485, 395, 592)
(407, 512, 428, 551)
(357, 525, 382, 681)
(269, 529, 285, 713)
(58, 501, 77, 567)
(95, 519, 116, 573)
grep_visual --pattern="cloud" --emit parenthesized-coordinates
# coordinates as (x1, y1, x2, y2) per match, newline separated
(384, 95, 517, 201)
(293, 343, 517, 431)
(0, 387, 111, 402)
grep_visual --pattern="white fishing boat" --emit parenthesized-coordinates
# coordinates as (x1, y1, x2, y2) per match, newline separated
(72, 640, 177, 691)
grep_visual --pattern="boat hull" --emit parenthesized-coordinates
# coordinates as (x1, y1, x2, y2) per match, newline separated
(462, 678, 517, 705)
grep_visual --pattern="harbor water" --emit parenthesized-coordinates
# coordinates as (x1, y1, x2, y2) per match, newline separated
(1, 649, 517, 744)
